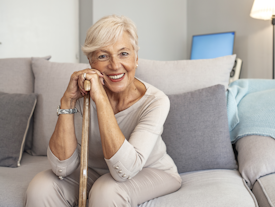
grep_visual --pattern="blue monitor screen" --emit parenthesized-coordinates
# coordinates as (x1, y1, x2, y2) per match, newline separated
(190, 32, 235, 60)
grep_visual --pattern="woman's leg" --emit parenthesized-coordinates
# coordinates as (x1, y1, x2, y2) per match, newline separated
(89, 168, 182, 207)
(25, 167, 100, 207)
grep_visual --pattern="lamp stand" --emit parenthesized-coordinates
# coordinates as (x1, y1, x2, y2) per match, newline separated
(272, 15, 275, 79)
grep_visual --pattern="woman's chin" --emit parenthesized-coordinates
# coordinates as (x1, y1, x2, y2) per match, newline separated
(104, 83, 128, 94)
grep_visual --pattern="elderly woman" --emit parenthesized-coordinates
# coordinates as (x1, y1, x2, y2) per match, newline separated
(25, 15, 181, 207)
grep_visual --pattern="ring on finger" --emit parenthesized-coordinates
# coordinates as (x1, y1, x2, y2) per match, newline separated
(83, 73, 86, 79)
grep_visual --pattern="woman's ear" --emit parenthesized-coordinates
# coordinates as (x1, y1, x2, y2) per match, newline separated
(88, 57, 92, 68)
(136, 56, 138, 67)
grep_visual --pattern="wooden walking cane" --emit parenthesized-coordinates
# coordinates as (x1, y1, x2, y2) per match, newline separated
(79, 80, 91, 207)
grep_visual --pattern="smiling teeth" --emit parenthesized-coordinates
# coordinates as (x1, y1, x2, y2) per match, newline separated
(108, 74, 125, 79)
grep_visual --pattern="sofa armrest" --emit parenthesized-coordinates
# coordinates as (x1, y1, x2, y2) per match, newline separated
(236, 135, 275, 188)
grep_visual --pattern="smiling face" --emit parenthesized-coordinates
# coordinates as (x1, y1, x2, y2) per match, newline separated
(89, 31, 138, 94)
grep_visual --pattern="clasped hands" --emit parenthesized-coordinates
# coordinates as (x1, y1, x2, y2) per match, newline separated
(62, 68, 105, 107)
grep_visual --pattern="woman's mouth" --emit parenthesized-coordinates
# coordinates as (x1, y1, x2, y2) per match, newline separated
(107, 73, 125, 82)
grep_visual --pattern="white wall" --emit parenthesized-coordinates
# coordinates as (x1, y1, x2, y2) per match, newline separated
(187, 0, 273, 79)
(0, 0, 79, 63)
(93, 0, 187, 61)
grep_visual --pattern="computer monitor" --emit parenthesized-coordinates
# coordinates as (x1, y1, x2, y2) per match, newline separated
(190, 32, 235, 60)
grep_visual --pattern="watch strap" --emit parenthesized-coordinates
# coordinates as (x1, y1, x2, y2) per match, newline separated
(57, 105, 78, 116)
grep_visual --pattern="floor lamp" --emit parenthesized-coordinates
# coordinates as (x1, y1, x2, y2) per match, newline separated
(250, 0, 275, 79)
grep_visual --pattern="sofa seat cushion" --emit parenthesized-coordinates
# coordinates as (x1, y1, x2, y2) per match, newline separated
(139, 169, 258, 207)
(0, 153, 50, 207)
(253, 174, 275, 207)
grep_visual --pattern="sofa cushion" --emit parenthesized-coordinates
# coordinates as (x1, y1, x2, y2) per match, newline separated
(0, 153, 50, 207)
(136, 55, 236, 95)
(236, 135, 275, 189)
(162, 84, 237, 173)
(139, 169, 258, 207)
(252, 173, 275, 207)
(0, 57, 34, 94)
(0, 92, 37, 167)
(0, 56, 50, 154)
(31, 58, 89, 155)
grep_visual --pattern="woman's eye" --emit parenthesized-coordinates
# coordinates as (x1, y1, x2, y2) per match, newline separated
(121, 52, 129, 56)
(98, 54, 108, 60)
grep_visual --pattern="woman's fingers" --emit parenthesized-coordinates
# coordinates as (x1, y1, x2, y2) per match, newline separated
(78, 72, 87, 94)
(76, 68, 105, 96)
(91, 70, 105, 85)
(100, 77, 105, 85)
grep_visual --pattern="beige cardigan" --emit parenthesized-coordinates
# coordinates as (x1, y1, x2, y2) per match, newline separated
(47, 79, 181, 183)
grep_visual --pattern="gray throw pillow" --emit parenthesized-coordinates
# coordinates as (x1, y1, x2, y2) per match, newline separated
(162, 85, 237, 173)
(0, 92, 37, 167)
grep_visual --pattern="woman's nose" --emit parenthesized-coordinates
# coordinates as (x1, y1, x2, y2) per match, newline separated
(109, 56, 120, 70)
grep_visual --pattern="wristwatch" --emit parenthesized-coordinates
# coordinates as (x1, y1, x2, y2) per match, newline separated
(57, 105, 78, 116)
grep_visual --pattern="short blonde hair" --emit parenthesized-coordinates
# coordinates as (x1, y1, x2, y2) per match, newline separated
(82, 15, 139, 59)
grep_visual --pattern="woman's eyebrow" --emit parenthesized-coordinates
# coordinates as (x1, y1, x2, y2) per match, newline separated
(118, 47, 130, 51)
(99, 49, 109, 53)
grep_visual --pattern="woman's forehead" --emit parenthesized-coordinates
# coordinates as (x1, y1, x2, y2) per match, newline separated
(105, 33, 132, 49)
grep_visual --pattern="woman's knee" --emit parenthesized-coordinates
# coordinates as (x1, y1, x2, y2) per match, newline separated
(89, 173, 130, 207)
(25, 170, 58, 206)
(25, 169, 78, 207)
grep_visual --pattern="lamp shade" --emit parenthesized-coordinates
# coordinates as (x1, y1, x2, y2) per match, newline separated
(250, 0, 275, 20)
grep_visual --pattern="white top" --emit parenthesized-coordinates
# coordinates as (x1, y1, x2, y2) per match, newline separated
(47, 79, 180, 183)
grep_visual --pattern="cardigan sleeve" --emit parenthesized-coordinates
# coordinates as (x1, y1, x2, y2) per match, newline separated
(47, 146, 80, 179)
(105, 96, 170, 182)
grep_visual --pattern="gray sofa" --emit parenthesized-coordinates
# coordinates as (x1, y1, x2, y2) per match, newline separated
(0, 55, 274, 207)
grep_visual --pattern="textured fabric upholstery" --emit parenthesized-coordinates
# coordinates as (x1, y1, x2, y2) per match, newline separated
(252, 174, 275, 207)
(162, 85, 237, 173)
(0, 153, 50, 207)
(0, 57, 34, 94)
(236, 135, 275, 188)
(31, 58, 89, 155)
(139, 169, 258, 207)
(136, 55, 236, 95)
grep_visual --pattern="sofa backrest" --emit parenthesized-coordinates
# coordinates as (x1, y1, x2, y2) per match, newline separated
(136, 55, 236, 95)
(0, 57, 34, 94)
(0, 55, 236, 161)
(0, 56, 50, 155)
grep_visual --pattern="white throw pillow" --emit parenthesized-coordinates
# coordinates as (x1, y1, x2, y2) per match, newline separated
(136, 55, 236, 94)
